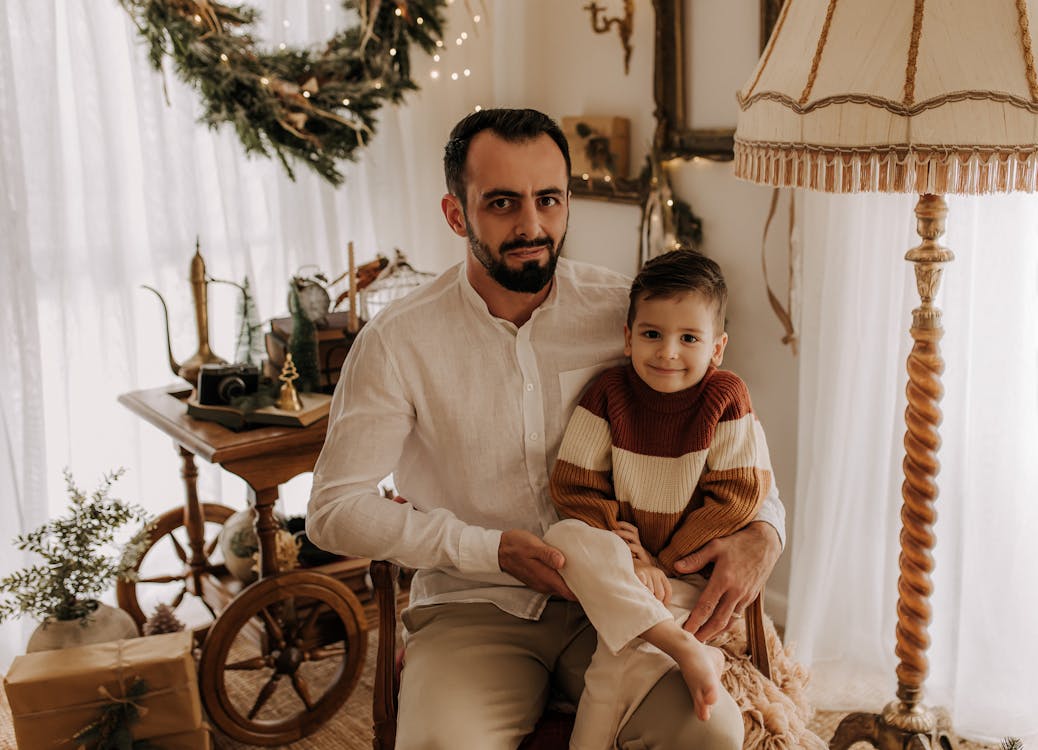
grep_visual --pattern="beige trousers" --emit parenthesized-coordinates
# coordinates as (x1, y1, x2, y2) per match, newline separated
(544, 519, 743, 750)
(395, 520, 743, 750)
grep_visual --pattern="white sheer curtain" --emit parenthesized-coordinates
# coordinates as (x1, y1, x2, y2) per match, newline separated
(0, 1, 490, 669)
(789, 191, 1038, 743)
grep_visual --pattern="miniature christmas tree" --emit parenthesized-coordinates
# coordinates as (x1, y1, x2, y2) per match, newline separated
(142, 602, 185, 636)
(288, 286, 321, 392)
(233, 276, 265, 365)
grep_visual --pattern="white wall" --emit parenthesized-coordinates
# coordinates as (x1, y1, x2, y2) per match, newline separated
(489, 0, 798, 623)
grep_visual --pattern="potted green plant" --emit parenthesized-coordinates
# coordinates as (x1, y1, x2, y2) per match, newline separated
(0, 469, 153, 652)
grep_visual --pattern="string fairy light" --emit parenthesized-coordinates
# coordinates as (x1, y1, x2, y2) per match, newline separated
(413, 0, 489, 96)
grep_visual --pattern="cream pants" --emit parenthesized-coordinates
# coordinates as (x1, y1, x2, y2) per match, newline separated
(394, 519, 743, 750)
(543, 519, 743, 750)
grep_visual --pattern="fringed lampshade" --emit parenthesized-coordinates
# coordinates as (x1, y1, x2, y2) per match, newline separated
(736, 0, 1038, 195)
(733, 1, 1038, 748)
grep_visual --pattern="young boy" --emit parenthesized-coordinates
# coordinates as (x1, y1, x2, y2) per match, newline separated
(546, 249, 773, 749)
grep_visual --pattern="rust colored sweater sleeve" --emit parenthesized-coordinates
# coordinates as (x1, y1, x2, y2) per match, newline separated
(549, 374, 622, 532)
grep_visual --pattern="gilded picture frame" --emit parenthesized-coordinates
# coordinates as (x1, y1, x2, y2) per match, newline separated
(651, 0, 784, 163)
(571, 0, 784, 201)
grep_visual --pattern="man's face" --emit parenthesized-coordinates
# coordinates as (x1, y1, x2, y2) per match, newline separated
(443, 132, 569, 294)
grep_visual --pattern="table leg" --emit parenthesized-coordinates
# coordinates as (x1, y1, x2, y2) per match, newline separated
(177, 445, 214, 615)
(249, 485, 281, 579)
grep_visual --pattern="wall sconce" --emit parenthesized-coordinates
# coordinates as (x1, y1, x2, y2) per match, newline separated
(584, 0, 634, 74)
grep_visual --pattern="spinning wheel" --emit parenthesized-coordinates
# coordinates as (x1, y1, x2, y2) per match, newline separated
(117, 501, 235, 629)
(198, 569, 367, 746)
(118, 386, 370, 744)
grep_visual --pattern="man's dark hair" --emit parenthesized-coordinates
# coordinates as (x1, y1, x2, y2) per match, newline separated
(443, 108, 571, 201)
(627, 250, 728, 331)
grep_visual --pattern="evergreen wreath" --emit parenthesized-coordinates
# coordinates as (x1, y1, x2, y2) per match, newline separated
(119, 0, 448, 186)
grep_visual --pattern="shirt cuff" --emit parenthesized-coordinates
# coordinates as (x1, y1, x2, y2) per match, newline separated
(753, 502, 786, 550)
(458, 526, 504, 574)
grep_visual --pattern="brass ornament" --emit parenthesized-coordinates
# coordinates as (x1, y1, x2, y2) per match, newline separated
(277, 353, 304, 412)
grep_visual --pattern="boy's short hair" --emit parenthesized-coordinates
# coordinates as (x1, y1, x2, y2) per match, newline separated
(627, 250, 728, 332)
(443, 108, 571, 202)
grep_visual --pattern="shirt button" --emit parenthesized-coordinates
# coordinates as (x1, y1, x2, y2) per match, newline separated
(526, 383, 534, 391)
(529, 433, 538, 441)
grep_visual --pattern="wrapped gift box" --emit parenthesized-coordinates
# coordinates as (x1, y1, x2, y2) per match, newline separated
(147, 724, 211, 749)
(3, 630, 202, 749)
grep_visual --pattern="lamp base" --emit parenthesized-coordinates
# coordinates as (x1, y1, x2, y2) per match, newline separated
(830, 703, 956, 750)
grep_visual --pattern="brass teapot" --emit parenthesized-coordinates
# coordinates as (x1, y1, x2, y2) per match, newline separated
(143, 241, 227, 385)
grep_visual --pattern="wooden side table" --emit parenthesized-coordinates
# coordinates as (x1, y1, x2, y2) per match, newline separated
(118, 384, 370, 746)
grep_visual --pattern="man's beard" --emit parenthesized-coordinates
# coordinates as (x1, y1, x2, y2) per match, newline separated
(466, 221, 564, 294)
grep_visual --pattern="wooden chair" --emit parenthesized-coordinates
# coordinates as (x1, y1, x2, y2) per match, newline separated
(369, 560, 772, 750)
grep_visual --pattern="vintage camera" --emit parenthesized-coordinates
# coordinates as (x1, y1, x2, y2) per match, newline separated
(197, 363, 260, 406)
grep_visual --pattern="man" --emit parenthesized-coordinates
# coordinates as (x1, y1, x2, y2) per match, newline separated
(307, 108, 785, 749)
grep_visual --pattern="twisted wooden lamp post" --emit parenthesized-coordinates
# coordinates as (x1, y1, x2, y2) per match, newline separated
(733, 1, 1038, 747)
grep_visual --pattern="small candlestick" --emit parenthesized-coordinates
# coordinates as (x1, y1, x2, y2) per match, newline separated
(277, 353, 304, 411)
(347, 241, 359, 334)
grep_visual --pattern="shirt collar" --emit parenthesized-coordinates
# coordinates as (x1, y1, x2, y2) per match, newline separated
(458, 259, 562, 327)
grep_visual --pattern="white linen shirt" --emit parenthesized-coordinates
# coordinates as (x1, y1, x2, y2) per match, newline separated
(307, 258, 786, 621)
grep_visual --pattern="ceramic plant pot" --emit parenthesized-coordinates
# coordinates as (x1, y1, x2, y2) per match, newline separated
(26, 601, 139, 653)
(218, 508, 299, 583)
(218, 508, 261, 583)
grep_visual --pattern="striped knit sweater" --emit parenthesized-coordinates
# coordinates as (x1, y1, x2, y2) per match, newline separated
(550, 363, 773, 575)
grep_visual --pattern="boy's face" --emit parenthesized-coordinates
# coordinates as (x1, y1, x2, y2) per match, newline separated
(623, 291, 728, 394)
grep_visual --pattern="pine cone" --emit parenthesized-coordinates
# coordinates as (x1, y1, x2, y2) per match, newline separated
(143, 603, 185, 636)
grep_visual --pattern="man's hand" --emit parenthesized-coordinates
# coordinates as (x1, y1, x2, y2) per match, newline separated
(498, 529, 575, 600)
(673, 521, 781, 641)
(634, 561, 672, 604)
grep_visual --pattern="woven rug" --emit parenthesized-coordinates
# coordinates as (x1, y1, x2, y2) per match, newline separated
(0, 598, 1001, 750)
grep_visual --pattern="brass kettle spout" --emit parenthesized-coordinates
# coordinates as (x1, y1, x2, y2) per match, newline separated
(142, 241, 227, 385)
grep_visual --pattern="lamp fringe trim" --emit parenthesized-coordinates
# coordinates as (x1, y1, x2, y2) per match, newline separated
(734, 139, 1038, 194)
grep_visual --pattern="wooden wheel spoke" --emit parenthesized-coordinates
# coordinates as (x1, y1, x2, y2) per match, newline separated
(307, 645, 345, 661)
(290, 672, 315, 711)
(258, 604, 287, 646)
(225, 656, 271, 671)
(198, 592, 218, 619)
(299, 602, 322, 637)
(204, 534, 221, 557)
(169, 586, 188, 609)
(167, 532, 188, 563)
(137, 572, 187, 585)
(246, 673, 282, 720)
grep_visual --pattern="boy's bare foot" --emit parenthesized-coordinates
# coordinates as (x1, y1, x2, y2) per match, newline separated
(641, 622, 726, 721)
(672, 639, 724, 721)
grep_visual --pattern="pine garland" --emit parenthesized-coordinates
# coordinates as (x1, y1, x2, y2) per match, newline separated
(118, 0, 448, 186)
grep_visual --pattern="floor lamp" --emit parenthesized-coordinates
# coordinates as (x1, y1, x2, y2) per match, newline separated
(734, 1, 1038, 748)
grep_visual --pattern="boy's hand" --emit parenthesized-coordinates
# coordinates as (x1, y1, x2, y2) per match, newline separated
(614, 521, 657, 566)
(634, 561, 672, 604)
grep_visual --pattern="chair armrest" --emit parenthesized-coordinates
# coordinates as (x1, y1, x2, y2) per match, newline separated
(746, 587, 772, 680)
(371, 559, 400, 750)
